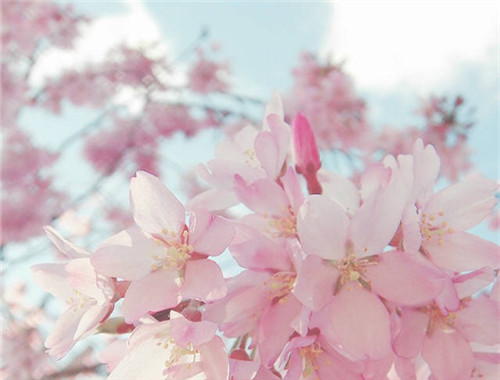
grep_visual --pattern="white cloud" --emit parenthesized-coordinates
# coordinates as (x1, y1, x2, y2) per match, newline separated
(31, 0, 167, 85)
(323, 1, 498, 91)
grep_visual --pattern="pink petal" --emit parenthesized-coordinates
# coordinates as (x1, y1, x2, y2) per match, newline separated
(435, 277, 460, 312)
(234, 175, 289, 217)
(349, 167, 408, 257)
(281, 335, 317, 366)
(229, 357, 260, 380)
(359, 163, 391, 202)
(230, 223, 292, 271)
(393, 309, 430, 359)
(203, 271, 269, 329)
(425, 176, 497, 231)
(364, 250, 446, 306)
(401, 204, 422, 253)
(297, 195, 349, 260)
(91, 227, 159, 281)
(321, 283, 391, 360)
(359, 350, 395, 380)
(74, 303, 111, 340)
(454, 267, 496, 299)
(424, 232, 499, 273)
(97, 339, 128, 372)
(170, 314, 217, 347)
(409, 139, 440, 204)
(258, 297, 302, 367)
(202, 157, 265, 188)
(44, 225, 90, 258)
(109, 328, 170, 380)
(199, 337, 229, 380)
(281, 167, 304, 213)
(289, 305, 311, 338)
(31, 263, 73, 301)
(255, 130, 280, 179)
(66, 262, 114, 307)
(188, 208, 234, 256)
(45, 305, 88, 359)
(181, 259, 227, 302)
(130, 171, 185, 236)
(122, 270, 181, 323)
(187, 187, 239, 212)
(455, 296, 500, 346)
(264, 92, 284, 121)
(471, 352, 500, 380)
(318, 170, 360, 215)
(422, 327, 474, 380)
(394, 357, 417, 380)
(254, 366, 283, 380)
(216, 125, 258, 161)
(266, 113, 290, 168)
(283, 351, 302, 380)
(293, 255, 338, 311)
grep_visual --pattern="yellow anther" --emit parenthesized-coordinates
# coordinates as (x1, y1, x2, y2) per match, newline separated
(349, 271, 361, 281)
(299, 343, 323, 377)
(267, 272, 296, 302)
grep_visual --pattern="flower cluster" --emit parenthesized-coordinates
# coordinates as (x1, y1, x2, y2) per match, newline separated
(34, 97, 499, 380)
(1, 0, 240, 245)
(285, 53, 369, 150)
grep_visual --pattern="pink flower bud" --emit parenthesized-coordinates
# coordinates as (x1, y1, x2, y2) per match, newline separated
(292, 112, 322, 194)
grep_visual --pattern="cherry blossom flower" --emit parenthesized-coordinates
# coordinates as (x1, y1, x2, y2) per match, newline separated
(108, 313, 228, 380)
(279, 333, 364, 380)
(297, 163, 446, 360)
(91, 171, 233, 323)
(393, 274, 499, 380)
(398, 141, 499, 273)
(189, 95, 290, 211)
(31, 227, 115, 358)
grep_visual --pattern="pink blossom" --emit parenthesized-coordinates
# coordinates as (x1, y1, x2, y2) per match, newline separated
(84, 119, 133, 173)
(91, 171, 233, 323)
(108, 314, 228, 380)
(297, 165, 445, 359)
(233, 168, 303, 239)
(279, 333, 363, 380)
(31, 227, 115, 358)
(285, 53, 370, 150)
(402, 174, 498, 273)
(1, 319, 55, 380)
(188, 49, 229, 94)
(148, 104, 201, 138)
(393, 273, 499, 380)
(190, 97, 290, 211)
(204, 267, 303, 367)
